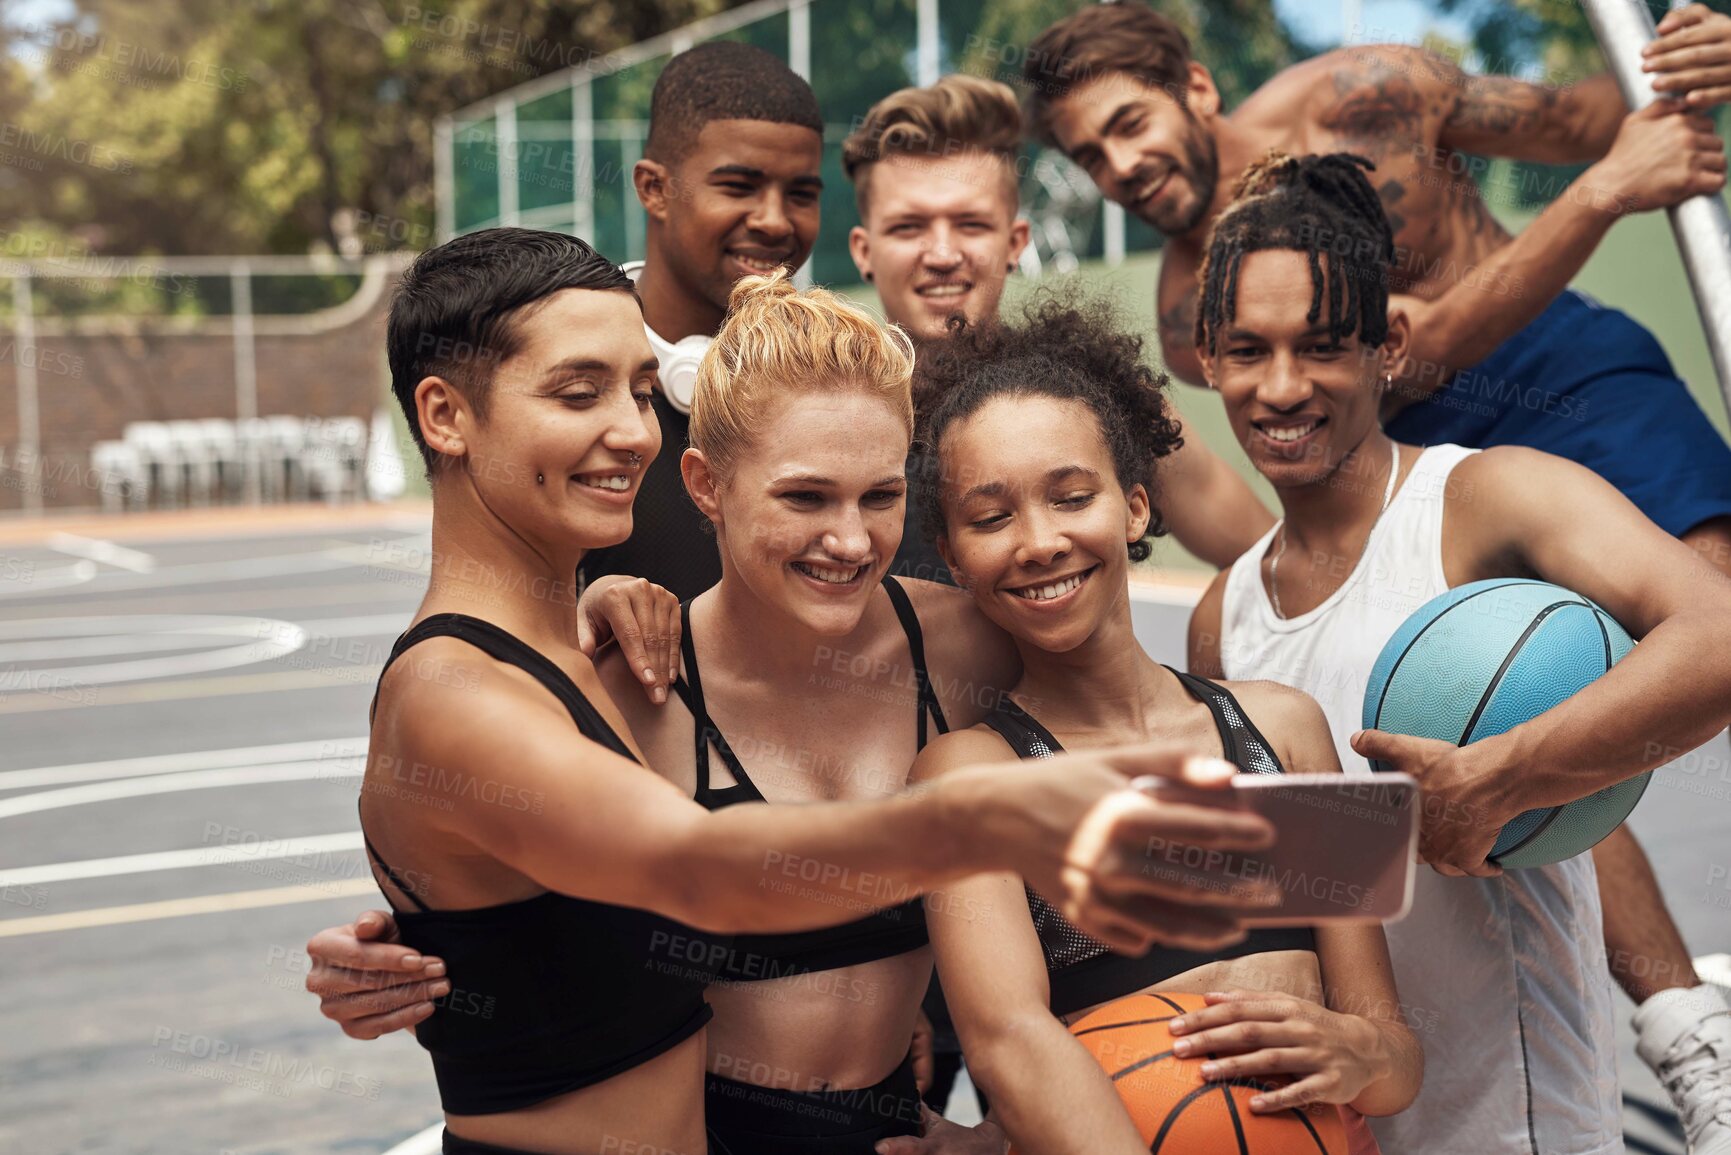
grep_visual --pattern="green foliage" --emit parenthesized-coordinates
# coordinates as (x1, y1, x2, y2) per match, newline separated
(0, 0, 730, 256)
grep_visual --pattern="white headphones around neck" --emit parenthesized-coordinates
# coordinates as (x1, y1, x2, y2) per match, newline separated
(623, 260, 710, 416)
(650, 331, 709, 415)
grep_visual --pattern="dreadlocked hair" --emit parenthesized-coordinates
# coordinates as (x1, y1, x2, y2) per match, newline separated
(915, 291, 1182, 563)
(1194, 151, 1394, 356)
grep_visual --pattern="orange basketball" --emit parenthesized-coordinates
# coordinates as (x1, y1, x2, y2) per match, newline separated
(1009, 992, 1348, 1155)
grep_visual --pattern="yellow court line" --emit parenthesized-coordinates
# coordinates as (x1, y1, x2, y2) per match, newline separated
(0, 665, 384, 714)
(0, 878, 379, 938)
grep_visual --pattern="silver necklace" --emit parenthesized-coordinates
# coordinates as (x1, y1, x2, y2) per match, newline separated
(1269, 441, 1400, 620)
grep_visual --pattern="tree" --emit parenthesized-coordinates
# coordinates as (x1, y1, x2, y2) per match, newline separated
(0, 0, 733, 257)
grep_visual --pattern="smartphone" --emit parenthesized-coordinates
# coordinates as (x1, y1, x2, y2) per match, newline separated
(1233, 773, 1418, 925)
(1138, 773, 1419, 926)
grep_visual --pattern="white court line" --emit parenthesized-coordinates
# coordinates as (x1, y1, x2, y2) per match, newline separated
(0, 878, 380, 937)
(293, 612, 412, 637)
(47, 532, 156, 573)
(0, 615, 305, 690)
(0, 737, 367, 791)
(0, 761, 362, 820)
(0, 611, 405, 664)
(0, 542, 398, 601)
(0, 831, 364, 886)
(0, 558, 97, 596)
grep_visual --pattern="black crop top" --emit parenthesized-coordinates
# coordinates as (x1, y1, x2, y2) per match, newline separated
(671, 577, 944, 979)
(361, 613, 717, 1116)
(983, 668, 1317, 1019)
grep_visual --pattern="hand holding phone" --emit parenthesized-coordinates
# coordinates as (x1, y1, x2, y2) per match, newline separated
(1134, 773, 1419, 926)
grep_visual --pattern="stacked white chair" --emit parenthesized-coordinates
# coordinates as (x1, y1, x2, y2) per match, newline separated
(122, 421, 180, 508)
(103, 415, 376, 509)
(89, 440, 146, 512)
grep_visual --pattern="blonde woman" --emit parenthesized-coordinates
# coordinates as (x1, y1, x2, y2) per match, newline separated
(329, 241, 1280, 1155)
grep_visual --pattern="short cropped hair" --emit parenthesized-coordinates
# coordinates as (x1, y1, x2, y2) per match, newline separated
(691, 269, 915, 483)
(1023, 1, 1194, 147)
(842, 74, 1023, 215)
(387, 227, 634, 471)
(645, 41, 823, 166)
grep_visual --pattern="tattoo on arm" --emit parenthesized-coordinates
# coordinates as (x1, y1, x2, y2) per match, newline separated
(1318, 63, 1427, 160)
(1158, 284, 1199, 347)
(1377, 178, 1408, 239)
(1444, 75, 1561, 140)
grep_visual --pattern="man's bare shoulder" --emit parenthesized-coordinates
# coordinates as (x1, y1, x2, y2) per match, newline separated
(1233, 52, 1343, 126)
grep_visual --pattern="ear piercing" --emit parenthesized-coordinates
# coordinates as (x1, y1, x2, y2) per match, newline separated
(863, 271, 874, 282)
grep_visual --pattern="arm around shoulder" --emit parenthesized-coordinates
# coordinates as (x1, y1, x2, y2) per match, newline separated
(1187, 569, 1231, 680)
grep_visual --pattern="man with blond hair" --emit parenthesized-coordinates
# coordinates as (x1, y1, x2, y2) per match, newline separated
(842, 73, 1277, 581)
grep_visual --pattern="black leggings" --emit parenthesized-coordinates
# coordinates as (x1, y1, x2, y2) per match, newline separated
(704, 1052, 924, 1155)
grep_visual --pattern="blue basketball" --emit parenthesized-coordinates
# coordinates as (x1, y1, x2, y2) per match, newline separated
(1362, 579, 1647, 868)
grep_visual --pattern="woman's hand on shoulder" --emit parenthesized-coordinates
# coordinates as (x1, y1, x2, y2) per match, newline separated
(576, 574, 681, 704)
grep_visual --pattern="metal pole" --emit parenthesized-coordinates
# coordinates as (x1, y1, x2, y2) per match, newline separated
(496, 98, 519, 227)
(433, 118, 455, 243)
(12, 271, 41, 515)
(572, 74, 595, 241)
(232, 259, 259, 504)
(1581, 0, 1731, 413)
(916, 0, 939, 86)
(1104, 202, 1126, 267)
(790, 0, 813, 288)
(789, 0, 811, 81)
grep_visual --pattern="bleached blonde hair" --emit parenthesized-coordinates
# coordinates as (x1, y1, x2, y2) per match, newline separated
(690, 269, 915, 480)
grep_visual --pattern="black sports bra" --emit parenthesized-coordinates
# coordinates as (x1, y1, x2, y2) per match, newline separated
(671, 577, 944, 979)
(983, 667, 1317, 1018)
(361, 613, 717, 1116)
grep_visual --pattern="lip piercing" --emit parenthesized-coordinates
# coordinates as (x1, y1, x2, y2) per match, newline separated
(628, 453, 643, 468)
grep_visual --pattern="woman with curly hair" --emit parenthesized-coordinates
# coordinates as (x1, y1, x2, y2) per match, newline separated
(882, 293, 1421, 1155)
(313, 259, 1281, 1155)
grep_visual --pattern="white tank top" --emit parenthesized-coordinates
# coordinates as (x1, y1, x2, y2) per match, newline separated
(1219, 444, 1622, 1155)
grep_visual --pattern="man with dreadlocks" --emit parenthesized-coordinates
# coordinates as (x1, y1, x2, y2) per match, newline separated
(1027, 0, 1731, 561)
(1030, 6, 1731, 1146)
(1188, 151, 1731, 1155)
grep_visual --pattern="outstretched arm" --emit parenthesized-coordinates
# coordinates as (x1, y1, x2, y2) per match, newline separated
(1159, 424, 1275, 569)
(1433, 5, 1731, 160)
(1388, 102, 1725, 410)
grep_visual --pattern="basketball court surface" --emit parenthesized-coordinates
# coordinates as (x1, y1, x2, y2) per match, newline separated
(0, 507, 1725, 1154)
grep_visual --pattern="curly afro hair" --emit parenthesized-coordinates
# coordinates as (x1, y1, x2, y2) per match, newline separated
(914, 291, 1183, 562)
